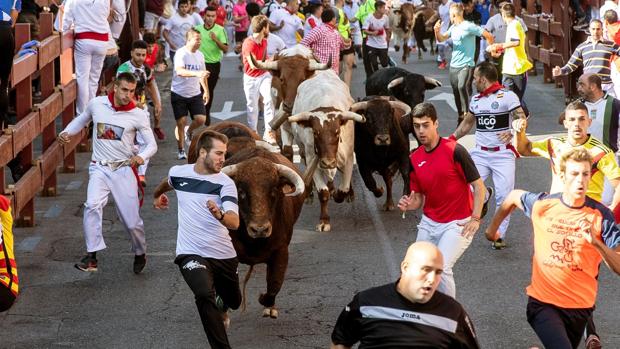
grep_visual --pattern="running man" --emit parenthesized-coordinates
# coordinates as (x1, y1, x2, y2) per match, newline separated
(153, 130, 241, 349)
(485, 147, 620, 349)
(58, 73, 157, 274)
(453, 61, 527, 249)
(398, 102, 486, 298)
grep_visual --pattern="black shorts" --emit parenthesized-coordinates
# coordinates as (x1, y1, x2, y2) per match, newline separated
(171, 91, 206, 120)
(235, 31, 247, 44)
(340, 46, 355, 60)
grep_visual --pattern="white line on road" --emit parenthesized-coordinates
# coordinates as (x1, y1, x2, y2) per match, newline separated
(362, 183, 400, 281)
(18, 236, 42, 252)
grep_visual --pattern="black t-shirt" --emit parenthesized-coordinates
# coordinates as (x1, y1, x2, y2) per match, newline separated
(331, 282, 480, 349)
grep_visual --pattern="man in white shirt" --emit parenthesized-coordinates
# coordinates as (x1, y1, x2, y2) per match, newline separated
(57, 73, 158, 274)
(153, 130, 240, 349)
(171, 28, 210, 160)
(163, 0, 204, 62)
(484, 1, 528, 80)
(269, 0, 304, 48)
(362, 0, 391, 75)
(437, 0, 452, 69)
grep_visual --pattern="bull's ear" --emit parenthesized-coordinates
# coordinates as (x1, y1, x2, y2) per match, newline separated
(278, 177, 296, 195)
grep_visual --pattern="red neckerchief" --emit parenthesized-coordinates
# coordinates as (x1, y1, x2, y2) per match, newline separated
(107, 92, 136, 112)
(478, 82, 503, 97)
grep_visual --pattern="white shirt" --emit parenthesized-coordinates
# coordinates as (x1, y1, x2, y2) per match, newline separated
(363, 14, 390, 49)
(600, 1, 619, 19)
(586, 95, 610, 143)
(343, 3, 360, 32)
(172, 46, 206, 98)
(169, 165, 238, 259)
(438, 1, 452, 33)
(61, 0, 110, 34)
(269, 7, 303, 48)
(469, 88, 521, 148)
(62, 96, 157, 162)
(165, 12, 203, 50)
(484, 13, 527, 43)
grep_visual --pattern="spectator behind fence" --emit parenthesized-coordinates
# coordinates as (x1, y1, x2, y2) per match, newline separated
(1, 0, 20, 130)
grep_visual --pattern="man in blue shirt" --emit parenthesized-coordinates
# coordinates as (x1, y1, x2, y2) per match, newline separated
(435, 2, 493, 126)
(1, 0, 20, 130)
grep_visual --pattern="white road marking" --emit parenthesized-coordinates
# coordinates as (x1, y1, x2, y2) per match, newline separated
(428, 92, 457, 112)
(18, 236, 42, 252)
(212, 101, 245, 121)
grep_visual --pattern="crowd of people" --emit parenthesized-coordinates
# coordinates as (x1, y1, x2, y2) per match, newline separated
(2, 0, 620, 348)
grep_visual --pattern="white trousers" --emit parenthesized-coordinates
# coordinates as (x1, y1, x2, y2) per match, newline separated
(470, 147, 516, 238)
(243, 73, 274, 133)
(74, 39, 107, 114)
(416, 215, 473, 298)
(83, 163, 146, 255)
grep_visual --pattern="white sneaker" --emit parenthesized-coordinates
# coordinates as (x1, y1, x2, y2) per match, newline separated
(184, 125, 191, 148)
(263, 131, 277, 145)
(177, 149, 187, 160)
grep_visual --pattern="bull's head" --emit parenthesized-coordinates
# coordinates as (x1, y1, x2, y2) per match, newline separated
(396, 4, 415, 33)
(288, 108, 365, 170)
(221, 158, 305, 239)
(351, 99, 411, 146)
(387, 75, 442, 108)
(249, 53, 331, 117)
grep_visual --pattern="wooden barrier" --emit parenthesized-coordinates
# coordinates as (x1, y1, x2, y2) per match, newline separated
(4, 0, 139, 226)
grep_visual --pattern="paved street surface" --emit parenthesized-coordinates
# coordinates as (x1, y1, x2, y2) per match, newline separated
(2, 48, 620, 349)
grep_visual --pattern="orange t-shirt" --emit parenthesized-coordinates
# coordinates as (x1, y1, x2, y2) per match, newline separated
(521, 192, 620, 309)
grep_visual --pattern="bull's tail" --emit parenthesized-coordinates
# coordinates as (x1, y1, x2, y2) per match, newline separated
(241, 265, 255, 312)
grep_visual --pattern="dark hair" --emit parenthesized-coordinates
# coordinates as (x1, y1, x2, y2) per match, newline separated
(115, 72, 137, 85)
(585, 73, 602, 89)
(131, 39, 148, 51)
(197, 130, 229, 156)
(143, 32, 156, 44)
(178, 0, 190, 6)
(411, 102, 438, 122)
(375, 0, 385, 9)
(205, 5, 218, 12)
(565, 100, 588, 114)
(321, 8, 335, 23)
(605, 9, 618, 23)
(246, 2, 261, 17)
(590, 19, 603, 27)
(500, 2, 515, 18)
(475, 61, 498, 82)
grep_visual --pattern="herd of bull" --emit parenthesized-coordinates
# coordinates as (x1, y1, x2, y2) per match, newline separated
(186, 45, 442, 318)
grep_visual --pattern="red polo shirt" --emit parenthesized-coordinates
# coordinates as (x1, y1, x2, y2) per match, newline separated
(242, 37, 268, 78)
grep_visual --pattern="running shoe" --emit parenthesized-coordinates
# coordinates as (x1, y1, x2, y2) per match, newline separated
(133, 254, 146, 274)
(438, 60, 447, 70)
(184, 125, 191, 147)
(585, 335, 602, 349)
(138, 175, 147, 187)
(491, 238, 507, 250)
(481, 186, 494, 219)
(153, 127, 166, 140)
(178, 149, 187, 160)
(263, 131, 277, 145)
(75, 254, 98, 272)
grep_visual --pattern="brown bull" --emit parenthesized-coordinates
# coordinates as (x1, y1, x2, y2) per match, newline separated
(221, 148, 307, 318)
(412, 6, 439, 60)
(391, 3, 416, 63)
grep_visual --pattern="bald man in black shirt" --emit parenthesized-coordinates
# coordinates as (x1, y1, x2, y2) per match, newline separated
(331, 241, 479, 349)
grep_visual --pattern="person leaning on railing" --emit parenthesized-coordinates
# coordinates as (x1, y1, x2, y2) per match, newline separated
(0, 0, 20, 130)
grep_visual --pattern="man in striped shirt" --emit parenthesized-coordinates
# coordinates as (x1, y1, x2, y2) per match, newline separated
(553, 19, 620, 97)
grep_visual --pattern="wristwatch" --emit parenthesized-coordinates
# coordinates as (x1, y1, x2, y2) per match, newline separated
(217, 209, 226, 221)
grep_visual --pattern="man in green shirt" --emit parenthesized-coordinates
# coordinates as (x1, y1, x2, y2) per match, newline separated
(195, 6, 229, 124)
(354, 0, 375, 77)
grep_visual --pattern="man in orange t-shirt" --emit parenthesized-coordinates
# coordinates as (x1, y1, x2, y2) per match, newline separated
(485, 147, 620, 349)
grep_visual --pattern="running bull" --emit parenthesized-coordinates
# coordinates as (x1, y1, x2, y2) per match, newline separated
(366, 67, 442, 109)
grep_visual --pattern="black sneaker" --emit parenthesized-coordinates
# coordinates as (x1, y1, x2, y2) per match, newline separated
(75, 254, 98, 272)
(133, 254, 146, 274)
(491, 238, 507, 250)
(481, 186, 494, 219)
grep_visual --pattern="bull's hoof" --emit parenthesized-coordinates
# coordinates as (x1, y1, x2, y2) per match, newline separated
(373, 187, 384, 198)
(418, 54, 423, 60)
(316, 221, 331, 232)
(383, 201, 395, 211)
(394, 45, 400, 52)
(262, 307, 279, 319)
(333, 190, 346, 203)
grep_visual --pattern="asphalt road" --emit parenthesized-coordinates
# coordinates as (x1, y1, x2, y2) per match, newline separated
(2, 47, 620, 349)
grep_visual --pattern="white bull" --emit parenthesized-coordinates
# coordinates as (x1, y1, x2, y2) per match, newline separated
(287, 70, 366, 232)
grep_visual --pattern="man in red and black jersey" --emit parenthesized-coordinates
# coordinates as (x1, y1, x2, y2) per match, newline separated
(331, 241, 480, 349)
(398, 102, 486, 299)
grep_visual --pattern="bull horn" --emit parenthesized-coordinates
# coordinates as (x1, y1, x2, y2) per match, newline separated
(389, 101, 412, 115)
(387, 77, 404, 89)
(349, 101, 368, 113)
(308, 56, 332, 71)
(288, 111, 313, 123)
(302, 156, 319, 187)
(269, 109, 289, 130)
(221, 164, 238, 177)
(249, 53, 279, 71)
(340, 111, 366, 123)
(424, 76, 442, 88)
(275, 164, 305, 196)
(255, 140, 280, 152)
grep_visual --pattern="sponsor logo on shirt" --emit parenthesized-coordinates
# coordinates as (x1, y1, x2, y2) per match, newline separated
(179, 182, 189, 187)
(418, 161, 426, 167)
(183, 260, 207, 271)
